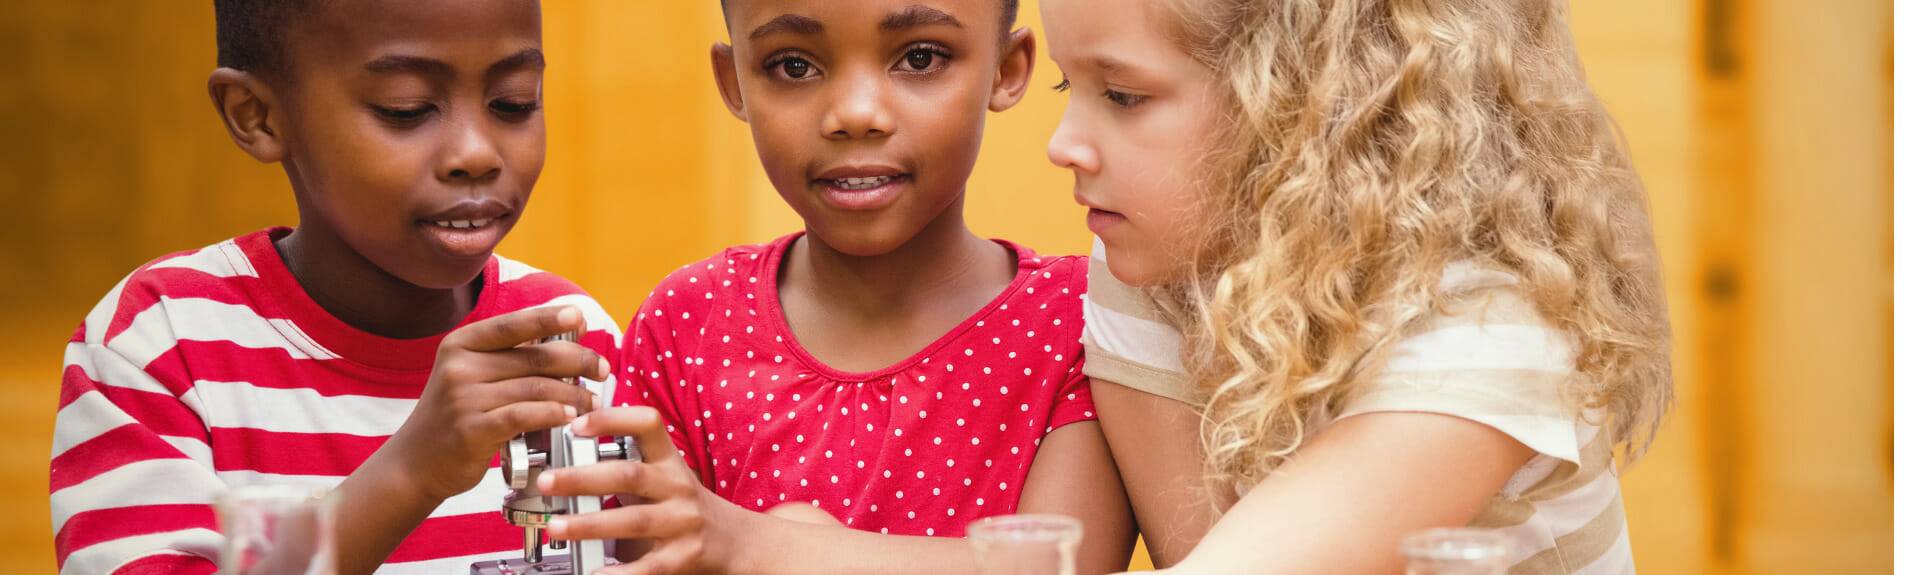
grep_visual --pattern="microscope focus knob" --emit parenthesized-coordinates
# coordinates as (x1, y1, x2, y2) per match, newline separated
(502, 436, 533, 489)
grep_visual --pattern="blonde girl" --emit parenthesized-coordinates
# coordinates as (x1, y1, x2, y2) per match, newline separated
(1041, 0, 1672, 573)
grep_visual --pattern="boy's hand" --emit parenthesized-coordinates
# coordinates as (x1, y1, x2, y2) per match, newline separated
(383, 305, 609, 502)
(541, 407, 744, 575)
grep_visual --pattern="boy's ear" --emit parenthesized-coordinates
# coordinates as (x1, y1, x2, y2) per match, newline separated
(207, 68, 287, 163)
(989, 28, 1038, 113)
(711, 43, 748, 121)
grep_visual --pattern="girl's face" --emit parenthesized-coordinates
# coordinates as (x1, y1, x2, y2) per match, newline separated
(1042, 0, 1227, 285)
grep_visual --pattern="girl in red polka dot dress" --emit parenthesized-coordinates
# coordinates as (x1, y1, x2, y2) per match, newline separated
(535, 1, 1134, 573)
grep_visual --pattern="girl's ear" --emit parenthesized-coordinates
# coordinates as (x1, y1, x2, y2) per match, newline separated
(989, 28, 1038, 112)
(711, 43, 749, 121)
(207, 68, 287, 163)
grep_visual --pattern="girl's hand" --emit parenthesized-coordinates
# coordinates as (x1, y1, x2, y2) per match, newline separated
(540, 406, 746, 575)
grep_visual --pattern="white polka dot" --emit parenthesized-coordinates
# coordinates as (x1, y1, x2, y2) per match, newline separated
(947, 508, 956, 517)
(916, 471, 925, 479)
(896, 491, 905, 499)
(956, 418, 966, 426)
(999, 482, 1008, 490)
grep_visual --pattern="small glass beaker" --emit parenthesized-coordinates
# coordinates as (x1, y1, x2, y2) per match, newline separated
(967, 514, 1082, 575)
(216, 484, 337, 575)
(1401, 527, 1512, 575)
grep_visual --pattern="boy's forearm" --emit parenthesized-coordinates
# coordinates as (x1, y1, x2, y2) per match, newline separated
(330, 450, 443, 575)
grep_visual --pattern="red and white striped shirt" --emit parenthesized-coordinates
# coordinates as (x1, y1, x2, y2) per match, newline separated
(51, 227, 621, 575)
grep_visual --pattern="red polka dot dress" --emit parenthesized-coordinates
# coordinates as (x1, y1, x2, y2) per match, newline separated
(613, 233, 1095, 537)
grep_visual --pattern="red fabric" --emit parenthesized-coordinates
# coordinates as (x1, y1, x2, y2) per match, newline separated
(615, 233, 1095, 537)
(53, 227, 621, 573)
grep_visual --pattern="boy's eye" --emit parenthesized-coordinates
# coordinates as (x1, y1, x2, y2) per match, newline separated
(490, 99, 540, 116)
(372, 104, 434, 123)
(1052, 78, 1070, 93)
(1104, 89, 1146, 109)
(894, 44, 951, 73)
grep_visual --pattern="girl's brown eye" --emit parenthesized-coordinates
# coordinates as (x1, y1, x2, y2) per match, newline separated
(782, 58, 812, 79)
(905, 49, 935, 70)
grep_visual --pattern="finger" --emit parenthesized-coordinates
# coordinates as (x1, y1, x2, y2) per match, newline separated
(546, 502, 699, 542)
(488, 340, 610, 382)
(480, 377, 598, 414)
(444, 305, 583, 353)
(597, 541, 701, 575)
(538, 460, 681, 501)
(478, 400, 577, 439)
(571, 407, 679, 464)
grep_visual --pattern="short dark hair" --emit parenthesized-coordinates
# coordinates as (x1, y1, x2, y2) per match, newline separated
(719, 1, 1020, 31)
(214, 0, 311, 76)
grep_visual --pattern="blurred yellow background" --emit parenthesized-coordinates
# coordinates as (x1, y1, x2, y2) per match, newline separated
(0, 1, 1889, 573)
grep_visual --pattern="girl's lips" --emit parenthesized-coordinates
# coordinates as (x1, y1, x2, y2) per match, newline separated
(1086, 208, 1126, 234)
(816, 175, 909, 211)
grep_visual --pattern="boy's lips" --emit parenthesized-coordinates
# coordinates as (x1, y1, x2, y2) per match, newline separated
(418, 200, 514, 259)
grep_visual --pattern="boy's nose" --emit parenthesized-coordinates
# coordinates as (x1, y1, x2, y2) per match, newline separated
(821, 75, 896, 140)
(439, 121, 505, 182)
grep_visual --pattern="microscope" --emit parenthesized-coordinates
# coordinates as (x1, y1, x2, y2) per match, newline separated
(472, 331, 639, 575)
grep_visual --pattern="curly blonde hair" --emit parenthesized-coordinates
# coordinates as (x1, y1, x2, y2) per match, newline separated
(1150, 0, 1674, 488)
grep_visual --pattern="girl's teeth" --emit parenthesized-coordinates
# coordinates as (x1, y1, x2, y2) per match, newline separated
(834, 176, 894, 190)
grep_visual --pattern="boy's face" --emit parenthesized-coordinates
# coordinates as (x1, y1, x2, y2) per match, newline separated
(716, 0, 1027, 257)
(276, 0, 545, 289)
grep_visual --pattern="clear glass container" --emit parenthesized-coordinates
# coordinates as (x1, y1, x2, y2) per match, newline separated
(1401, 527, 1512, 575)
(216, 484, 337, 575)
(967, 514, 1083, 575)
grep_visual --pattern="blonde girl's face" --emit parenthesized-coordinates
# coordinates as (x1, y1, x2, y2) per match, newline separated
(1042, 0, 1227, 286)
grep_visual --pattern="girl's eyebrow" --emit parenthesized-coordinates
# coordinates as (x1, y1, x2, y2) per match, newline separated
(750, 13, 825, 40)
(880, 5, 963, 31)
(1090, 55, 1135, 75)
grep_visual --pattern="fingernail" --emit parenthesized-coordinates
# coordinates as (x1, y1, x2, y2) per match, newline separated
(570, 414, 589, 434)
(537, 472, 555, 491)
(563, 405, 578, 419)
(598, 357, 611, 379)
(548, 517, 567, 535)
(558, 306, 581, 325)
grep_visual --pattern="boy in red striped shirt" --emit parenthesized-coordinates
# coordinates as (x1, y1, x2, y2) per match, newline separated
(50, 1, 619, 573)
